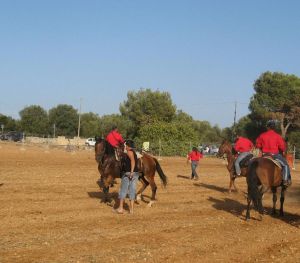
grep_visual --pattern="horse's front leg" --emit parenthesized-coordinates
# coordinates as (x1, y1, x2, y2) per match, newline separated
(228, 174, 237, 193)
(246, 196, 251, 220)
(102, 186, 110, 203)
(232, 177, 238, 192)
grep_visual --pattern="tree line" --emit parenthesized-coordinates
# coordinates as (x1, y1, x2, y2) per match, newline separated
(1, 71, 299, 156)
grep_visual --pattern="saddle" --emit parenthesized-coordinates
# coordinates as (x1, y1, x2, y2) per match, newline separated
(262, 155, 282, 169)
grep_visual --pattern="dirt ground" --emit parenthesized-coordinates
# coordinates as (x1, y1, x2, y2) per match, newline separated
(0, 142, 299, 263)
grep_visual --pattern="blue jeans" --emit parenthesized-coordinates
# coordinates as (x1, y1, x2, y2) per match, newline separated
(234, 152, 251, 175)
(119, 172, 139, 200)
(191, 161, 199, 179)
(271, 154, 291, 182)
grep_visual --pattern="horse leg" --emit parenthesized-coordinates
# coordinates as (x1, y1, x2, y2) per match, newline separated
(279, 187, 286, 217)
(136, 176, 149, 202)
(229, 175, 237, 193)
(271, 187, 277, 215)
(228, 177, 233, 193)
(232, 177, 238, 192)
(102, 186, 110, 203)
(246, 197, 251, 220)
(148, 178, 157, 208)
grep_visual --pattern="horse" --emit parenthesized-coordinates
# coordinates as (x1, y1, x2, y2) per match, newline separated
(95, 138, 168, 207)
(246, 157, 288, 220)
(216, 140, 253, 193)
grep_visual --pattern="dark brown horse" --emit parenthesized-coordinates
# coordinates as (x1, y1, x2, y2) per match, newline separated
(217, 140, 253, 193)
(246, 157, 287, 220)
(95, 138, 167, 207)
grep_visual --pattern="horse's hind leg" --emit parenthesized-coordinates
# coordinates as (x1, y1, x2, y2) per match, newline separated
(279, 187, 286, 217)
(271, 187, 277, 215)
(148, 178, 157, 207)
(136, 176, 149, 202)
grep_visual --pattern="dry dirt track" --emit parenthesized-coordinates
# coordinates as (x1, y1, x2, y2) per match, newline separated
(0, 142, 299, 263)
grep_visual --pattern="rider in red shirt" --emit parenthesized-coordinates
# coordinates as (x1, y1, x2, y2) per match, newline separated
(106, 126, 124, 147)
(106, 126, 125, 160)
(187, 147, 203, 180)
(234, 136, 254, 176)
(256, 120, 291, 186)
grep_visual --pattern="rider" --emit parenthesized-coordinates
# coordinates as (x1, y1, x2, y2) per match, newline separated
(234, 135, 254, 176)
(106, 125, 125, 160)
(256, 120, 291, 186)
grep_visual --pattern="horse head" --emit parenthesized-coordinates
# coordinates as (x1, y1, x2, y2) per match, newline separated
(216, 140, 232, 158)
(95, 138, 106, 163)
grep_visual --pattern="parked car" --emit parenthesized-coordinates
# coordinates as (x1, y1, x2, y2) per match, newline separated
(209, 145, 219, 155)
(85, 137, 96, 146)
(0, 131, 23, 142)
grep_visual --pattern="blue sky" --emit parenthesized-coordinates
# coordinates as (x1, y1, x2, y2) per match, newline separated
(0, 0, 300, 128)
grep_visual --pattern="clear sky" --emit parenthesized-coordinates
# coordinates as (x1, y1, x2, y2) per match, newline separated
(1, 0, 300, 128)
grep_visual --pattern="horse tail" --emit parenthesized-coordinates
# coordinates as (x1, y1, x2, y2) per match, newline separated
(247, 160, 263, 214)
(153, 157, 168, 187)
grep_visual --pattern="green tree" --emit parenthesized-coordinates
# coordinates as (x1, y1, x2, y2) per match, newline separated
(19, 105, 49, 136)
(49, 104, 78, 137)
(119, 89, 177, 135)
(173, 110, 194, 123)
(0, 114, 17, 132)
(234, 115, 262, 142)
(98, 114, 133, 139)
(80, 112, 101, 138)
(137, 122, 198, 156)
(249, 72, 300, 138)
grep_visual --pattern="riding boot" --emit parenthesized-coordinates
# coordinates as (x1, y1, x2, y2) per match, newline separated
(282, 166, 292, 186)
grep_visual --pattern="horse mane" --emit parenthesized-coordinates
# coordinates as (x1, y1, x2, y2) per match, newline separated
(95, 137, 115, 156)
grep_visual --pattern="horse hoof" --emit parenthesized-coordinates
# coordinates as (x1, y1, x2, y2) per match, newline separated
(147, 201, 154, 207)
(136, 194, 141, 201)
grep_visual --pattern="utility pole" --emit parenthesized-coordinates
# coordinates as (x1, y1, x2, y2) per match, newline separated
(77, 98, 82, 138)
(232, 101, 237, 140)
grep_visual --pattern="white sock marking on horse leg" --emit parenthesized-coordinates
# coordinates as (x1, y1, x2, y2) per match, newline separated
(147, 200, 154, 207)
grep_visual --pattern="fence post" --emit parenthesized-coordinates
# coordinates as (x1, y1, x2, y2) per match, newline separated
(293, 145, 296, 170)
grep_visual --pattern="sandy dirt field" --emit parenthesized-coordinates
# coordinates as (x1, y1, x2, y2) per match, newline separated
(0, 142, 299, 263)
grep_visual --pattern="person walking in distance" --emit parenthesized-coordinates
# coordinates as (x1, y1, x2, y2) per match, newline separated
(187, 147, 203, 180)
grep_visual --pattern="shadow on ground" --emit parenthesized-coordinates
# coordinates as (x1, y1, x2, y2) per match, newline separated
(177, 174, 191, 180)
(208, 196, 300, 227)
(194, 182, 229, 193)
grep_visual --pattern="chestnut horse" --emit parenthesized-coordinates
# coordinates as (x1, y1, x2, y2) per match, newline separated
(95, 138, 167, 207)
(217, 140, 253, 193)
(246, 157, 288, 220)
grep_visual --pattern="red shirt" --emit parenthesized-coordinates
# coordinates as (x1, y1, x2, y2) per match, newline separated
(256, 130, 286, 154)
(234, 137, 253, 153)
(106, 130, 124, 147)
(188, 151, 203, 161)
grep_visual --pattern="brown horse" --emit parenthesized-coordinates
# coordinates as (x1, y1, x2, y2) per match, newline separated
(246, 157, 287, 220)
(217, 140, 253, 193)
(95, 138, 167, 207)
